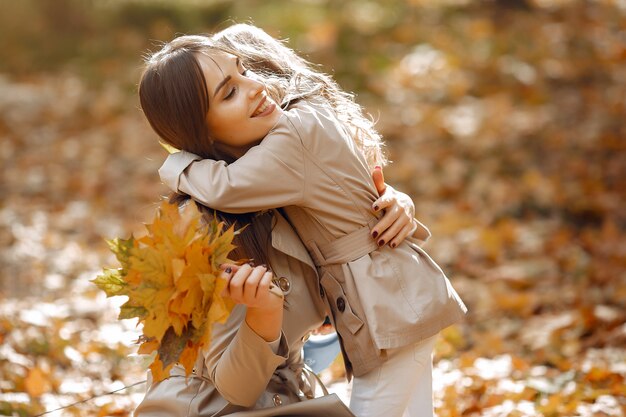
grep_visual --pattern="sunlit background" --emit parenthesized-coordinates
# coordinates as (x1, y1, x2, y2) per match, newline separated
(1, 1, 625, 416)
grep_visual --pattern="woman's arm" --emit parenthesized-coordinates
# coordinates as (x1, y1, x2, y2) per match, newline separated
(203, 264, 286, 407)
(221, 264, 284, 342)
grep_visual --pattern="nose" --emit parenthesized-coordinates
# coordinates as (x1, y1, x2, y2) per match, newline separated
(247, 76, 264, 99)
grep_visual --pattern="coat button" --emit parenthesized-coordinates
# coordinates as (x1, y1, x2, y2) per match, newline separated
(277, 276, 291, 293)
(273, 394, 282, 406)
(336, 297, 346, 312)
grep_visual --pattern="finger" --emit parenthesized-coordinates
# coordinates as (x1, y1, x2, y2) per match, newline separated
(371, 205, 401, 240)
(220, 266, 235, 297)
(388, 222, 415, 249)
(228, 263, 252, 302)
(220, 263, 241, 273)
(258, 271, 273, 298)
(371, 193, 395, 213)
(242, 266, 267, 302)
(372, 166, 386, 196)
(377, 216, 406, 247)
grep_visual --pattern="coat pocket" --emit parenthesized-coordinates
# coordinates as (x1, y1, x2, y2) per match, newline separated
(320, 271, 364, 335)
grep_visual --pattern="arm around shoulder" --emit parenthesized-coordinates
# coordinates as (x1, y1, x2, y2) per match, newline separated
(158, 126, 306, 213)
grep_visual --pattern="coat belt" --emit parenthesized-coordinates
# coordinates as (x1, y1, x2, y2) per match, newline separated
(307, 219, 379, 267)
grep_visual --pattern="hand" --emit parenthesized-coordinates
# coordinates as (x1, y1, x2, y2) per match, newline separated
(220, 264, 284, 312)
(311, 320, 335, 336)
(221, 263, 284, 342)
(370, 166, 417, 249)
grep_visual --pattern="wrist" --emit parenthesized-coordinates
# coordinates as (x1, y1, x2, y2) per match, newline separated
(245, 306, 283, 342)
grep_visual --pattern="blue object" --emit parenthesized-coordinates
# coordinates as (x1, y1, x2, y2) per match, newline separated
(303, 332, 341, 373)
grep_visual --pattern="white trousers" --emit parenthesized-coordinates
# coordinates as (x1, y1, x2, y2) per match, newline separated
(349, 335, 437, 417)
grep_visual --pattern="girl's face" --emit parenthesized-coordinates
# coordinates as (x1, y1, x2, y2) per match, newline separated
(197, 51, 283, 157)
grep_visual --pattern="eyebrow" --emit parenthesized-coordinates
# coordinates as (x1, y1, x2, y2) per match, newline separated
(212, 57, 239, 98)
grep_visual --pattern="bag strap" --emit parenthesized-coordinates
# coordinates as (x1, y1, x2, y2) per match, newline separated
(302, 365, 330, 397)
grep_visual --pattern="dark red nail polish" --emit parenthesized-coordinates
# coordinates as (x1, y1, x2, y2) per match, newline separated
(378, 239, 384, 246)
(372, 231, 378, 239)
(391, 242, 396, 248)
(225, 267, 232, 273)
(373, 205, 379, 211)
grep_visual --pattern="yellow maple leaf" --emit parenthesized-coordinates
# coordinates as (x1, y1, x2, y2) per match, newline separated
(93, 200, 239, 382)
(150, 354, 174, 382)
(138, 339, 160, 355)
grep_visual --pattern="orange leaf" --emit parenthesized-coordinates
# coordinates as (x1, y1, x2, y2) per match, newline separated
(179, 342, 200, 376)
(138, 339, 159, 355)
(150, 355, 174, 382)
(24, 367, 50, 398)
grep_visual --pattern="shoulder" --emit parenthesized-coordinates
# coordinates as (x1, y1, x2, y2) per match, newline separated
(267, 100, 343, 145)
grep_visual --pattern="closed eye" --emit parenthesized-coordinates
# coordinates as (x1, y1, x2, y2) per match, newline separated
(224, 69, 250, 100)
(224, 86, 236, 100)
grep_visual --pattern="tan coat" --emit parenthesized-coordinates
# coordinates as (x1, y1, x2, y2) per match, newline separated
(160, 100, 467, 377)
(134, 211, 327, 417)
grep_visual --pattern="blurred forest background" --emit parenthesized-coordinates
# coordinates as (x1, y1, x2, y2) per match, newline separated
(1, 0, 625, 416)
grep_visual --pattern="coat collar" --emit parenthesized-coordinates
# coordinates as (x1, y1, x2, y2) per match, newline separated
(270, 209, 317, 272)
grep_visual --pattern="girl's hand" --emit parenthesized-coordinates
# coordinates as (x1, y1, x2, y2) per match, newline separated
(220, 264, 283, 312)
(370, 167, 417, 249)
(311, 322, 335, 336)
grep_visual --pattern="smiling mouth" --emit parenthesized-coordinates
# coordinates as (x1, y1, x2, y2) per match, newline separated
(252, 97, 274, 117)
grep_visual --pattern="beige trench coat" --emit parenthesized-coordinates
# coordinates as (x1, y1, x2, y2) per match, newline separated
(160, 100, 467, 377)
(134, 211, 328, 417)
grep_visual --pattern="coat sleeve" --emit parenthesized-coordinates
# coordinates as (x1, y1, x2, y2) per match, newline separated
(158, 119, 306, 213)
(202, 305, 290, 407)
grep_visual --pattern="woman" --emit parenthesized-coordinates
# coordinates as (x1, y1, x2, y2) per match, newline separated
(134, 180, 420, 416)
(144, 24, 466, 416)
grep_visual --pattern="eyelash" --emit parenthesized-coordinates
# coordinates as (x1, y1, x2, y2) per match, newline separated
(224, 69, 250, 100)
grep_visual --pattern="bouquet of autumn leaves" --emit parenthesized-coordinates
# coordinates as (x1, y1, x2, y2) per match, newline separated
(92, 200, 237, 381)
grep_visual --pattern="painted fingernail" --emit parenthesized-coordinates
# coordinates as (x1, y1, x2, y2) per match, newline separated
(391, 242, 396, 248)
(372, 231, 378, 239)
(378, 239, 385, 246)
(225, 267, 232, 274)
(374, 165, 381, 171)
(373, 205, 379, 211)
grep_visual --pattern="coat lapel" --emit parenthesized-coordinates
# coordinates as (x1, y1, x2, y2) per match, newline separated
(270, 210, 317, 272)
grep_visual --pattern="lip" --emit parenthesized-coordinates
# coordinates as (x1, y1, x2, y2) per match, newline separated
(251, 96, 275, 118)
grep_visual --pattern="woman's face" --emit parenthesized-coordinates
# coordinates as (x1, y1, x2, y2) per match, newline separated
(197, 51, 283, 157)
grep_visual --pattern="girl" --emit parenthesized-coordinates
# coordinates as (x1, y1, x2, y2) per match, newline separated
(140, 24, 466, 417)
